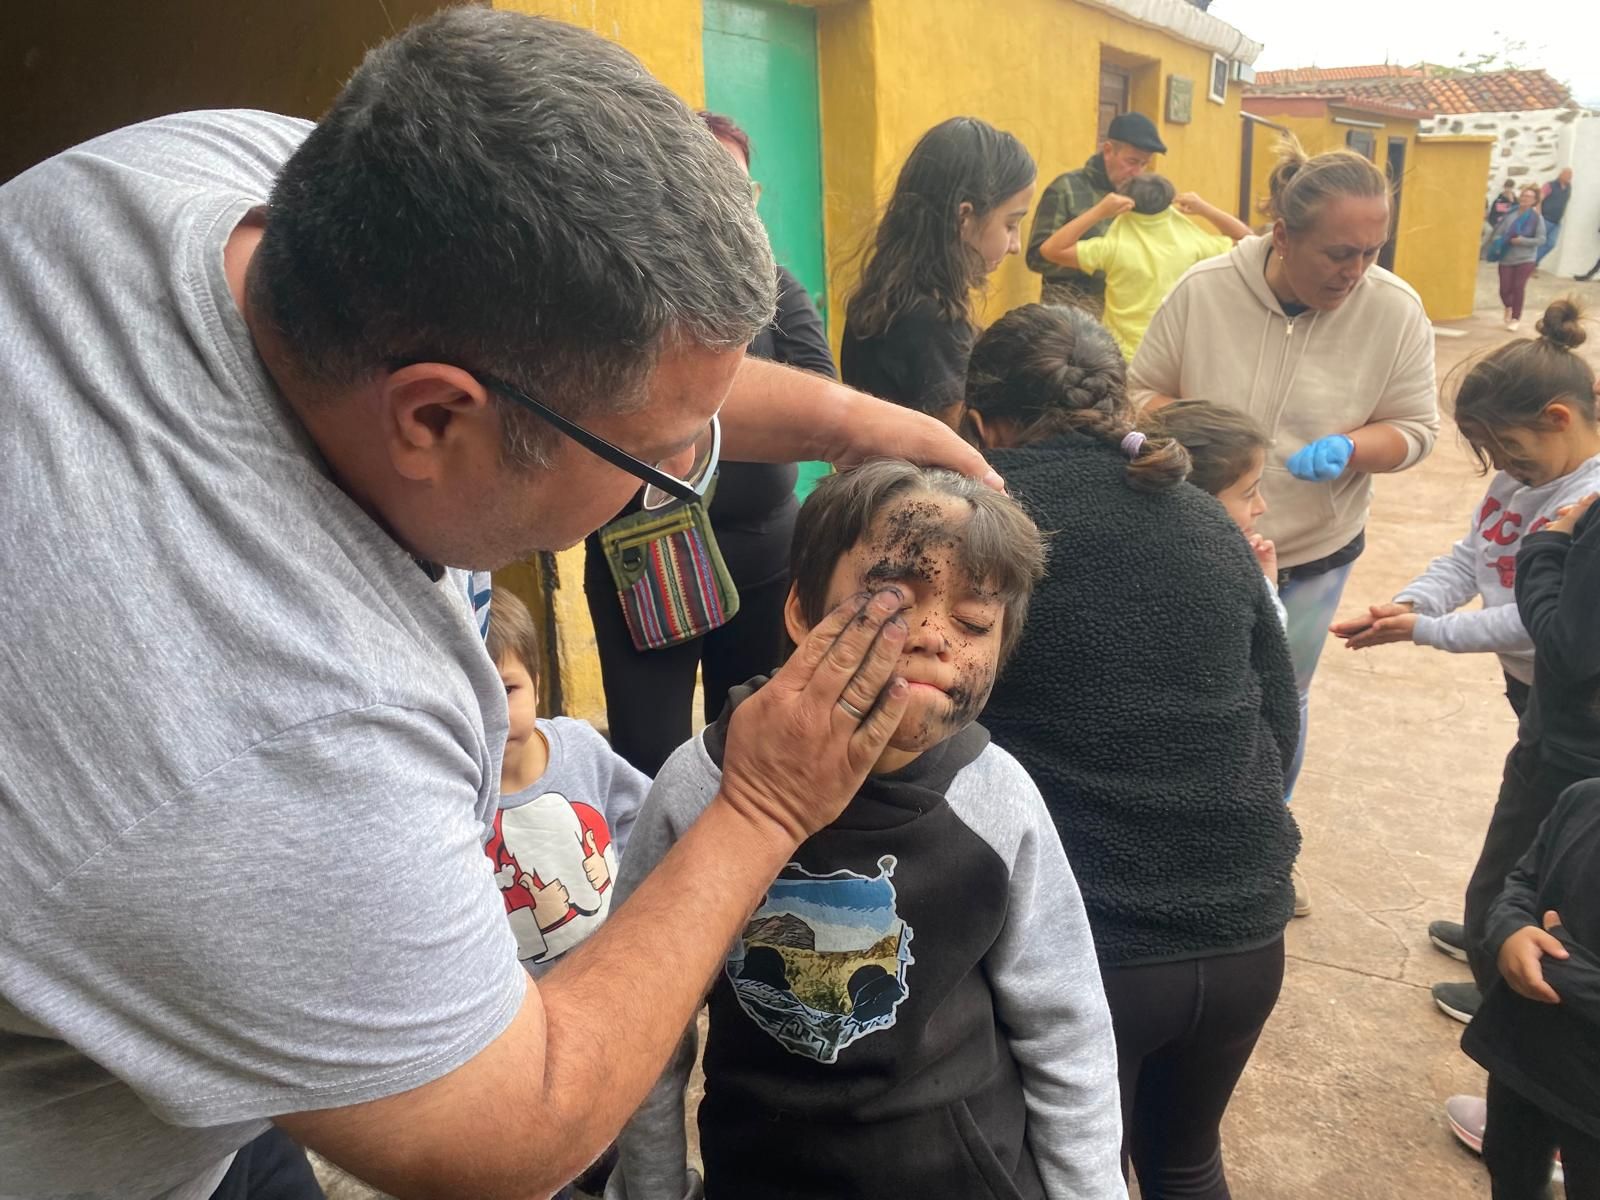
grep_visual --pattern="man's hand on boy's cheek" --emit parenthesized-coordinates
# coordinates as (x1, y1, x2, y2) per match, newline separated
(1498, 913, 1569, 1004)
(719, 589, 911, 843)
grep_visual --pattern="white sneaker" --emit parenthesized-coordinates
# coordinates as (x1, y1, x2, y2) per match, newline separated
(1505, 318, 1520, 331)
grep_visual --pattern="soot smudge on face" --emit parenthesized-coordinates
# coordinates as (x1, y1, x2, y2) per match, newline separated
(860, 496, 999, 748)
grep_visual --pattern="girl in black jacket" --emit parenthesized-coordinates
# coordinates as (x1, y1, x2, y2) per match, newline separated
(967, 304, 1301, 1200)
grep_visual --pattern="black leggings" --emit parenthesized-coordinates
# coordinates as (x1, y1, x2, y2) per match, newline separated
(1485, 1075, 1600, 1200)
(1099, 938, 1285, 1200)
(584, 541, 790, 777)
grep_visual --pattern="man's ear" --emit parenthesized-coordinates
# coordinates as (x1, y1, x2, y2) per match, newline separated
(379, 363, 494, 482)
(782, 583, 813, 648)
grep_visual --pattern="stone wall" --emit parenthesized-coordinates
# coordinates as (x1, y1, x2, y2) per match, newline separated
(1418, 106, 1583, 206)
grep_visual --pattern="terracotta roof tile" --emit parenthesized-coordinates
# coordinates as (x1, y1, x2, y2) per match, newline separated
(1249, 67, 1573, 114)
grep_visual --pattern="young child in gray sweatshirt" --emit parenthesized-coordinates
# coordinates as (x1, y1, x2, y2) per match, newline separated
(606, 462, 1125, 1200)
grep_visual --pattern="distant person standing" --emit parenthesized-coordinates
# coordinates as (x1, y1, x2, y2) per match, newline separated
(1485, 179, 1518, 258)
(1027, 112, 1166, 315)
(1537, 168, 1572, 267)
(1493, 186, 1548, 331)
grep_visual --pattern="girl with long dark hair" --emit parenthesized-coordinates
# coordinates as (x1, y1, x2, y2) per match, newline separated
(840, 117, 1035, 429)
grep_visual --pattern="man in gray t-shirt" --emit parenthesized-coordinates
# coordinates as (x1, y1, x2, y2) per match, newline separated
(0, 10, 996, 1200)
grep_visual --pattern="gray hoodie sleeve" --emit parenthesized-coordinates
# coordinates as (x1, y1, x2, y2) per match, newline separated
(606, 738, 721, 1200)
(948, 747, 1127, 1200)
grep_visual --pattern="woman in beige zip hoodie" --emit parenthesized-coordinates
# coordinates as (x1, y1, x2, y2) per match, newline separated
(1130, 139, 1439, 907)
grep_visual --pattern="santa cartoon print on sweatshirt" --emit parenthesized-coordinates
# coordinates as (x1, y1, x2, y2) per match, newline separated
(486, 795, 616, 966)
(728, 855, 915, 1064)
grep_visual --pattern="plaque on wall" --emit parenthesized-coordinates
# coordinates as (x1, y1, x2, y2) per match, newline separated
(1167, 75, 1194, 125)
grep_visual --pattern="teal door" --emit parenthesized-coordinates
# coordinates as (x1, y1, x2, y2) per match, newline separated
(702, 0, 831, 497)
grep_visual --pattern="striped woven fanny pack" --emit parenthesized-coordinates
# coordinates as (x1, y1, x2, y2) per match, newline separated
(598, 494, 740, 652)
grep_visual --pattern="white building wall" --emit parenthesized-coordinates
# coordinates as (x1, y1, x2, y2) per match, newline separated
(1556, 112, 1600, 277)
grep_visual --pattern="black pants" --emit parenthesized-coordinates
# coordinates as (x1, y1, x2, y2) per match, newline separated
(1099, 938, 1285, 1200)
(1504, 671, 1531, 720)
(208, 1128, 325, 1200)
(1485, 1075, 1600, 1200)
(1464, 742, 1587, 990)
(585, 542, 790, 777)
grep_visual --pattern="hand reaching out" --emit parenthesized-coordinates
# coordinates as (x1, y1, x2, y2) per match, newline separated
(1174, 192, 1209, 216)
(1547, 492, 1598, 536)
(1098, 193, 1136, 218)
(1498, 910, 1569, 1004)
(1331, 601, 1418, 650)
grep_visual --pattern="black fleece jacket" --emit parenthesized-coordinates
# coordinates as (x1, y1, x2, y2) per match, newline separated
(1514, 502, 1600, 774)
(983, 432, 1301, 967)
(1463, 779, 1600, 1139)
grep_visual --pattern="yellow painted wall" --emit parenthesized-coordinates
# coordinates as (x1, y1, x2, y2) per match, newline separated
(497, 0, 707, 105)
(819, 0, 1250, 335)
(1400, 138, 1496, 321)
(2, 0, 458, 183)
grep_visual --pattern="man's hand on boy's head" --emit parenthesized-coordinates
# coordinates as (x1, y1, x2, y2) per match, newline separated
(1546, 492, 1599, 536)
(718, 589, 911, 845)
(1498, 910, 1570, 1004)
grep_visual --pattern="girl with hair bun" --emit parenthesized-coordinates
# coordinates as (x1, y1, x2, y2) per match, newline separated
(1329, 299, 1600, 1030)
(841, 117, 1036, 429)
(969, 303, 1302, 1199)
(1128, 135, 1441, 909)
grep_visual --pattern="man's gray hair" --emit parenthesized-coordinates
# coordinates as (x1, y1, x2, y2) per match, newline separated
(250, 6, 776, 466)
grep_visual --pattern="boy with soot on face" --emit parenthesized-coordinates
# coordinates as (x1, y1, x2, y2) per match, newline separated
(605, 461, 1124, 1200)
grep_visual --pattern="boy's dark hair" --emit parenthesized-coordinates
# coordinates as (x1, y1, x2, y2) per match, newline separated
(487, 586, 543, 679)
(1451, 298, 1596, 473)
(847, 117, 1035, 337)
(1140, 400, 1269, 496)
(699, 111, 752, 166)
(964, 304, 1191, 493)
(1120, 173, 1176, 215)
(248, 7, 776, 469)
(790, 461, 1046, 666)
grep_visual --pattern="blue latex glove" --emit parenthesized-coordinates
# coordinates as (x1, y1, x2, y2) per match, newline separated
(1286, 434, 1354, 482)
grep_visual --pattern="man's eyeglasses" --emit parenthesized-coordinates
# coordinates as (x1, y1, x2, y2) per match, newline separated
(478, 373, 720, 510)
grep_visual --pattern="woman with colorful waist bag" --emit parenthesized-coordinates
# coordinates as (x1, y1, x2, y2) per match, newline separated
(1129, 136, 1439, 913)
(583, 111, 837, 776)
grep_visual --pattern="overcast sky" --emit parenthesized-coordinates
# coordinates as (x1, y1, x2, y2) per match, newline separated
(1207, 0, 1600, 106)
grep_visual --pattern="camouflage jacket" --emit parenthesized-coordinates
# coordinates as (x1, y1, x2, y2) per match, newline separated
(1026, 153, 1115, 306)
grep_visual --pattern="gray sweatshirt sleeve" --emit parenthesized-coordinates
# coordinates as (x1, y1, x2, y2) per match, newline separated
(1396, 513, 1534, 658)
(1394, 521, 1481, 618)
(950, 748, 1126, 1200)
(606, 738, 721, 1200)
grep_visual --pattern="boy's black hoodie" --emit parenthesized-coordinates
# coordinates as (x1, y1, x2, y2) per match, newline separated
(605, 682, 1124, 1200)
